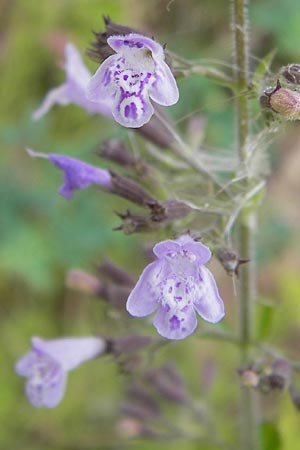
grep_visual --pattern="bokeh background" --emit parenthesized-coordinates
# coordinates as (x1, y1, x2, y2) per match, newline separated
(1, 0, 300, 449)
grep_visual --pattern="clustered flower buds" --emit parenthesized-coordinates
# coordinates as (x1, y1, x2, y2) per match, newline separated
(260, 79, 300, 120)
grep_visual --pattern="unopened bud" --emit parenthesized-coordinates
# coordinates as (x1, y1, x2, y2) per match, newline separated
(216, 247, 249, 276)
(110, 172, 157, 207)
(261, 80, 300, 120)
(114, 210, 160, 235)
(259, 374, 286, 393)
(98, 259, 135, 286)
(65, 269, 103, 295)
(150, 200, 193, 222)
(109, 335, 154, 357)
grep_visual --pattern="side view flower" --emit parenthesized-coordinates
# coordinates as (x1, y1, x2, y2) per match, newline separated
(32, 43, 113, 120)
(27, 148, 112, 199)
(15, 336, 106, 408)
(126, 235, 224, 340)
(87, 33, 179, 128)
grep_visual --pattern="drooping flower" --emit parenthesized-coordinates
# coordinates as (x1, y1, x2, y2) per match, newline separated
(32, 43, 113, 120)
(27, 148, 112, 199)
(15, 336, 106, 408)
(87, 33, 179, 128)
(126, 235, 224, 340)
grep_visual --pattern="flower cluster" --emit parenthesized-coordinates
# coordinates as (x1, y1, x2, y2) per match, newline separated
(126, 235, 224, 340)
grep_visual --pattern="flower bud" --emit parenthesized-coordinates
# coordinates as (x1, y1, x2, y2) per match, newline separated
(261, 80, 300, 120)
(238, 368, 260, 388)
(98, 259, 135, 287)
(110, 172, 157, 207)
(216, 246, 249, 276)
(65, 270, 103, 295)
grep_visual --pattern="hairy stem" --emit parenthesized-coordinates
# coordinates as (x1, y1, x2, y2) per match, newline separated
(232, 0, 259, 449)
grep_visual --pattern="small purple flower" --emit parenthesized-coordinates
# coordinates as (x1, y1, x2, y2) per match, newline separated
(126, 235, 225, 340)
(15, 336, 106, 408)
(27, 148, 112, 199)
(32, 43, 113, 120)
(87, 33, 179, 128)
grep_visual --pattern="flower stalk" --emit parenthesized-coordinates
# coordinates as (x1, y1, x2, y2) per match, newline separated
(232, 0, 259, 449)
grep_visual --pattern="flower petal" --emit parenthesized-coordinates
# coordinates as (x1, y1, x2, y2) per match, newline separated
(126, 260, 163, 317)
(48, 154, 112, 198)
(32, 85, 70, 120)
(31, 336, 106, 372)
(15, 351, 38, 377)
(153, 305, 197, 340)
(87, 54, 118, 103)
(153, 239, 181, 258)
(25, 366, 67, 408)
(113, 90, 154, 128)
(181, 241, 211, 264)
(149, 60, 179, 106)
(193, 267, 225, 323)
(64, 43, 91, 88)
(108, 33, 164, 58)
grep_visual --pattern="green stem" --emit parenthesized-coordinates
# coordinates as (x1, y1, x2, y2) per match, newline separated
(232, 0, 259, 449)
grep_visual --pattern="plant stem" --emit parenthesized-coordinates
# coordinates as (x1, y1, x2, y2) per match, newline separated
(232, 0, 259, 449)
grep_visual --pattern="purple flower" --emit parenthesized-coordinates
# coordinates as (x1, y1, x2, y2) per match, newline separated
(87, 33, 179, 128)
(32, 43, 113, 120)
(27, 148, 112, 199)
(15, 336, 106, 408)
(126, 235, 225, 340)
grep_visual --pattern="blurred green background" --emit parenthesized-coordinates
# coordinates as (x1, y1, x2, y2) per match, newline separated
(1, 0, 300, 449)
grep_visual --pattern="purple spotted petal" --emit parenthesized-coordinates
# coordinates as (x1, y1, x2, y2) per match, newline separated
(31, 336, 106, 372)
(114, 90, 154, 127)
(194, 267, 225, 323)
(126, 260, 164, 317)
(149, 60, 179, 106)
(86, 54, 118, 103)
(108, 34, 164, 58)
(153, 305, 197, 340)
(25, 364, 67, 408)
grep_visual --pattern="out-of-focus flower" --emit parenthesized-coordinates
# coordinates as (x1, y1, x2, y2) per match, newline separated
(27, 148, 112, 199)
(87, 33, 179, 128)
(15, 336, 106, 408)
(32, 43, 112, 120)
(126, 235, 224, 340)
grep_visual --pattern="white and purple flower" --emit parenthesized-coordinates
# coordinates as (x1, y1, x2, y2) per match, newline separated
(87, 33, 179, 128)
(27, 148, 112, 199)
(32, 43, 113, 120)
(126, 235, 225, 340)
(15, 336, 106, 408)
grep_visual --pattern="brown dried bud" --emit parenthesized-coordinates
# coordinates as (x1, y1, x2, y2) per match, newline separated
(114, 210, 161, 235)
(109, 335, 154, 357)
(98, 139, 149, 176)
(100, 283, 131, 308)
(281, 64, 300, 85)
(259, 374, 286, 393)
(262, 80, 300, 120)
(65, 269, 103, 295)
(87, 16, 138, 63)
(150, 200, 193, 222)
(216, 247, 249, 276)
(110, 172, 157, 207)
(98, 259, 135, 287)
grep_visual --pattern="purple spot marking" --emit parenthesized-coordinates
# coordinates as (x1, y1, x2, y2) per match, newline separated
(169, 315, 180, 330)
(137, 42, 143, 48)
(123, 74, 128, 80)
